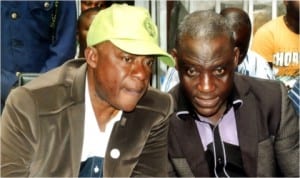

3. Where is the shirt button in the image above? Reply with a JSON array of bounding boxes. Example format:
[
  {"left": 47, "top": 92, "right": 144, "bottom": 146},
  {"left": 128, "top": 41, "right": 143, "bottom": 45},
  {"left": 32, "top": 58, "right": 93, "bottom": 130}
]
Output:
[
  {"left": 94, "top": 165, "right": 99, "bottom": 173},
  {"left": 12, "top": 39, "right": 23, "bottom": 47},
  {"left": 44, "top": 1, "right": 50, "bottom": 8},
  {"left": 11, "top": 12, "right": 18, "bottom": 19},
  {"left": 110, "top": 148, "right": 120, "bottom": 159}
]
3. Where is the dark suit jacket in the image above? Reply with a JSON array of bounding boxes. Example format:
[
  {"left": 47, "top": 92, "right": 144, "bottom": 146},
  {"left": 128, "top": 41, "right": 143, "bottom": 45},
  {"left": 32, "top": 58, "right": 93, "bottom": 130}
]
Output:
[
  {"left": 1, "top": 59, "right": 174, "bottom": 177},
  {"left": 168, "top": 74, "right": 299, "bottom": 177}
]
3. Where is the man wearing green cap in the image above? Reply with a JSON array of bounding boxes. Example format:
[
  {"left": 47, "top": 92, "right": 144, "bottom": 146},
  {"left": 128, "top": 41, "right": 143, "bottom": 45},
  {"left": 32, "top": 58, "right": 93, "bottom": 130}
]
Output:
[{"left": 1, "top": 4, "right": 174, "bottom": 177}]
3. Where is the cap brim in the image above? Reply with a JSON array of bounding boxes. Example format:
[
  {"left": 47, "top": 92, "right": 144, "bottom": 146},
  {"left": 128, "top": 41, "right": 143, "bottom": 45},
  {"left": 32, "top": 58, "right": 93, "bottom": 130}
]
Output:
[{"left": 110, "top": 39, "right": 175, "bottom": 67}]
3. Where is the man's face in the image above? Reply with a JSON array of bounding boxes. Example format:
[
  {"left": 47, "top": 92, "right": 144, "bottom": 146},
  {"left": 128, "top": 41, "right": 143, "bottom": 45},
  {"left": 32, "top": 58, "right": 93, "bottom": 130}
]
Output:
[
  {"left": 175, "top": 35, "right": 238, "bottom": 120},
  {"left": 81, "top": 0, "right": 106, "bottom": 11},
  {"left": 90, "top": 41, "right": 154, "bottom": 112}
]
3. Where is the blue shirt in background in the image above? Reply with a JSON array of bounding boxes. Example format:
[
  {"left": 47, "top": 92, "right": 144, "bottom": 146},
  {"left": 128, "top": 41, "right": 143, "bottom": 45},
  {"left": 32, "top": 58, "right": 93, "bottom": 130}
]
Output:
[
  {"left": 1, "top": 1, "right": 77, "bottom": 111},
  {"left": 289, "top": 77, "right": 300, "bottom": 115}
]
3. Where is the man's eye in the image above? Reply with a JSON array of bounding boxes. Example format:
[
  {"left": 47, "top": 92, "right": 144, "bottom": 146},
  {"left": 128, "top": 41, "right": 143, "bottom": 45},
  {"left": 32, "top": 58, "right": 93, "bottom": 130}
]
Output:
[
  {"left": 215, "top": 67, "right": 225, "bottom": 76},
  {"left": 186, "top": 67, "right": 198, "bottom": 77},
  {"left": 145, "top": 59, "right": 154, "bottom": 67},
  {"left": 123, "top": 56, "right": 133, "bottom": 63}
]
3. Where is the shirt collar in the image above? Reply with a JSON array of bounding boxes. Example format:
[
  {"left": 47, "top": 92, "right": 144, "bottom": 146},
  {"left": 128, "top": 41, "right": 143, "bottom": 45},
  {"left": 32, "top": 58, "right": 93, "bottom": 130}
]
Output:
[{"left": 176, "top": 98, "right": 243, "bottom": 122}]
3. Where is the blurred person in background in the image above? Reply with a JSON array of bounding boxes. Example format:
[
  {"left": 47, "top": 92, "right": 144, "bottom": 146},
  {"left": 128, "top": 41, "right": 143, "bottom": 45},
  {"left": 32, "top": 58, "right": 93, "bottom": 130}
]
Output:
[
  {"left": 81, "top": 0, "right": 107, "bottom": 11},
  {"left": 1, "top": 1, "right": 77, "bottom": 112},
  {"left": 220, "top": 7, "right": 275, "bottom": 80},
  {"left": 251, "top": 0, "right": 300, "bottom": 89},
  {"left": 77, "top": 7, "right": 101, "bottom": 58},
  {"left": 80, "top": 0, "right": 134, "bottom": 12}
]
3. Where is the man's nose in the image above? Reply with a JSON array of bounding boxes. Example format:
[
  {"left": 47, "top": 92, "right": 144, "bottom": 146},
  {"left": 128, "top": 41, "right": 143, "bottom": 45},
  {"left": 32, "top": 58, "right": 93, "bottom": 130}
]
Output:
[
  {"left": 197, "top": 73, "right": 215, "bottom": 92},
  {"left": 131, "top": 58, "right": 151, "bottom": 81}
]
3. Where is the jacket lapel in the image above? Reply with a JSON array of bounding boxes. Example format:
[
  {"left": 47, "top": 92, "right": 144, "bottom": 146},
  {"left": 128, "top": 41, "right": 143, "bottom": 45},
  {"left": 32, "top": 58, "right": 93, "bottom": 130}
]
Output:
[
  {"left": 170, "top": 86, "right": 210, "bottom": 176},
  {"left": 69, "top": 103, "right": 85, "bottom": 176},
  {"left": 171, "top": 114, "right": 210, "bottom": 176},
  {"left": 68, "top": 62, "right": 86, "bottom": 176},
  {"left": 234, "top": 75, "right": 258, "bottom": 177},
  {"left": 103, "top": 115, "right": 129, "bottom": 177}
]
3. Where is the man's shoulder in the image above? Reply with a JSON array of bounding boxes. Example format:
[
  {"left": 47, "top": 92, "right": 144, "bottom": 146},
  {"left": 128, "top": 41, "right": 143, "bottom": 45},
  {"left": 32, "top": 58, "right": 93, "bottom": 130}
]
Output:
[
  {"left": 234, "top": 74, "right": 283, "bottom": 98},
  {"left": 255, "top": 16, "right": 284, "bottom": 35},
  {"left": 5, "top": 59, "right": 86, "bottom": 116},
  {"left": 13, "top": 59, "right": 86, "bottom": 113},
  {"left": 23, "top": 59, "right": 86, "bottom": 90},
  {"left": 236, "top": 74, "right": 280, "bottom": 86}
]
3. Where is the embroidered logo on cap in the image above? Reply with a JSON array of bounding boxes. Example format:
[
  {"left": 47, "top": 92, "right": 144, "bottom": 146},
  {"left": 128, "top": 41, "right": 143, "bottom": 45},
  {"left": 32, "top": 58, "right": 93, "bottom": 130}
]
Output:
[{"left": 144, "top": 17, "right": 156, "bottom": 38}]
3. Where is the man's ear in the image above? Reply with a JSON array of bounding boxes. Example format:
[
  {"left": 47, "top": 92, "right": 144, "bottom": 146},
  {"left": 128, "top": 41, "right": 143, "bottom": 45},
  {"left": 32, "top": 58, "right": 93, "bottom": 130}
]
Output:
[
  {"left": 233, "top": 46, "right": 240, "bottom": 68},
  {"left": 85, "top": 47, "right": 98, "bottom": 68},
  {"left": 170, "top": 48, "right": 178, "bottom": 70}
]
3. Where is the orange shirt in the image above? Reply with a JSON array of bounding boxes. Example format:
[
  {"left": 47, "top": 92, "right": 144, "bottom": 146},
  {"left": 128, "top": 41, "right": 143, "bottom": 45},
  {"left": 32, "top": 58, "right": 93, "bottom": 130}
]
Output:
[{"left": 252, "top": 16, "right": 300, "bottom": 80}]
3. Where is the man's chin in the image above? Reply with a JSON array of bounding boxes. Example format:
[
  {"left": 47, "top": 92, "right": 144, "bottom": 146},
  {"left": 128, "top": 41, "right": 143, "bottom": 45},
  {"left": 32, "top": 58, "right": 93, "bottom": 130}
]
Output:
[
  {"left": 122, "top": 104, "right": 137, "bottom": 112},
  {"left": 196, "top": 108, "right": 217, "bottom": 118},
  {"left": 120, "top": 90, "right": 146, "bottom": 111},
  {"left": 119, "top": 99, "right": 140, "bottom": 112}
]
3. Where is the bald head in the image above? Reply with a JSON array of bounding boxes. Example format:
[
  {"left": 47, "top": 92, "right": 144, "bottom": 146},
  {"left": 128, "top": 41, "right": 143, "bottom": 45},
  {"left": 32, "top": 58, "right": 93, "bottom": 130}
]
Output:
[
  {"left": 284, "top": 0, "right": 300, "bottom": 34},
  {"left": 220, "top": 8, "right": 251, "bottom": 33},
  {"left": 175, "top": 10, "right": 234, "bottom": 50},
  {"left": 220, "top": 8, "right": 251, "bottom": 64}
]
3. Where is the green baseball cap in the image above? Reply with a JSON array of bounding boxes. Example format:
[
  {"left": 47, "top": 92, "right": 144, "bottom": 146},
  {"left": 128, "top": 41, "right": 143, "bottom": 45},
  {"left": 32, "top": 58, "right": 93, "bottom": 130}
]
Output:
[{"left": 87, "top": 3, "right": 174, "bottom": 67}]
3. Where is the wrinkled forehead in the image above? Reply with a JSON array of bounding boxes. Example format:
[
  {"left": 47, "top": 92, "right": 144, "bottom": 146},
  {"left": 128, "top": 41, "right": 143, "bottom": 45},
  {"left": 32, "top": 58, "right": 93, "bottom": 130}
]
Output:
[
  {"left": 178, "top": 33, "right": 234, "bottom": 52},
  {"left": 177, "top": 35, "right": 236, "bottom": 65}
]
